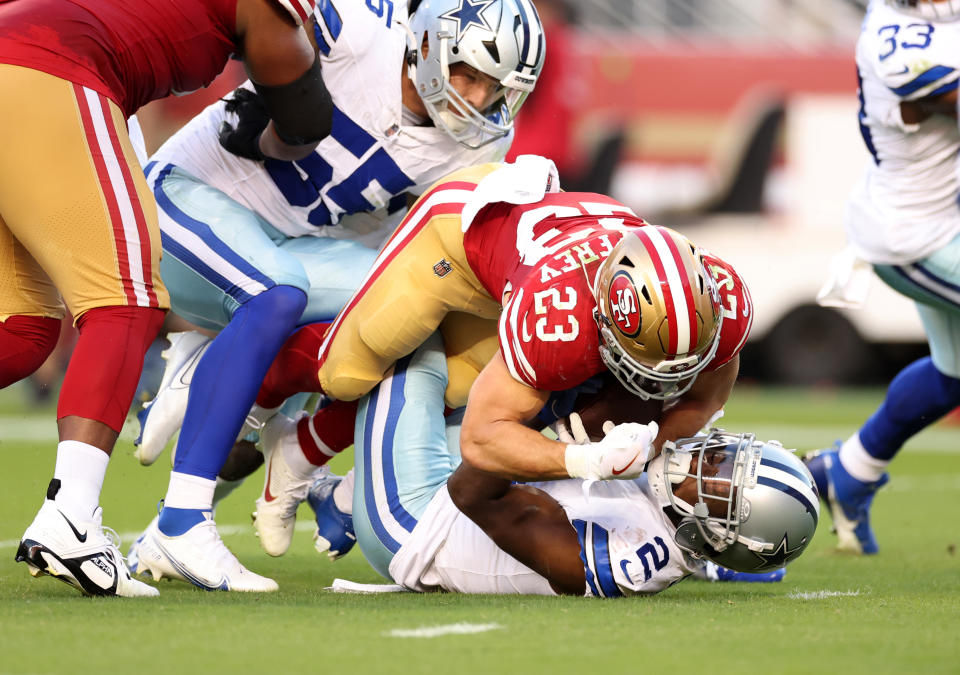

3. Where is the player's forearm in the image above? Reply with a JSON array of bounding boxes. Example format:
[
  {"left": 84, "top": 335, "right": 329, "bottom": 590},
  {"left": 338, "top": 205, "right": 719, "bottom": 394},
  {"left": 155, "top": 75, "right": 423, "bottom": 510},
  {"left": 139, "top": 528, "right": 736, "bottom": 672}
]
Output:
[{"left": 460, "top": 418, "right": 569, "bottom": 480}]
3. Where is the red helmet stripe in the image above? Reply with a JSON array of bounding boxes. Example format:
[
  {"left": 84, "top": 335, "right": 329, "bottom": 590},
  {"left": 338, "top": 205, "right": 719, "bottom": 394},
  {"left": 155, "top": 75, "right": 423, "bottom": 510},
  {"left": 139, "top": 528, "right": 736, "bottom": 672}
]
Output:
[
  {"left": 633, "top": 228, "right": 679, "bottom": 354},
  {"left": 658, "top": 227, "right": 699, "bottom": 351}
]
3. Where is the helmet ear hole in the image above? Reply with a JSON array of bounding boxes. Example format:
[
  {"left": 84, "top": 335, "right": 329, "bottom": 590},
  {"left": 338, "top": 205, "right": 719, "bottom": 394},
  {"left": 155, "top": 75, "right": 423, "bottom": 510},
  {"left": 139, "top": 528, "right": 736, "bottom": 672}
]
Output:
[
  {"left": 618, "top": 256, "right": 634, "bottom": 268},
  {"left": 640, "top": 285, "right": 652, "bottom": 305}
]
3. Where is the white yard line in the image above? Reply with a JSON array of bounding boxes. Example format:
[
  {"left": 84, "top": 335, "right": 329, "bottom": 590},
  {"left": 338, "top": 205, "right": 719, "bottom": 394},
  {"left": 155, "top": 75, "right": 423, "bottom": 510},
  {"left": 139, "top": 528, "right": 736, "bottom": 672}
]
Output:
[
  {"left": 788, "top": 590, "right": 862, "bottom": 600},
  {"left": 385, "top": 623, "right": 503, "bottom": 638}
]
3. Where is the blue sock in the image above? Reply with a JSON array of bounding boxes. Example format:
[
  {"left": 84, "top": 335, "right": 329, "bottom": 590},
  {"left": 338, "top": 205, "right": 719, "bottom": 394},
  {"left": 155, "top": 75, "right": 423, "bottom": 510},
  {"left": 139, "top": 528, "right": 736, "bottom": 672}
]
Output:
[
  {"left": 173, "top": 285, "right": 307, "bottom": 480},
  {"left": 860, "top": 357, "right": 960, "bottom": 461},
  {"left": 157, "top": 506, "right": 207, "bottom": 536}
]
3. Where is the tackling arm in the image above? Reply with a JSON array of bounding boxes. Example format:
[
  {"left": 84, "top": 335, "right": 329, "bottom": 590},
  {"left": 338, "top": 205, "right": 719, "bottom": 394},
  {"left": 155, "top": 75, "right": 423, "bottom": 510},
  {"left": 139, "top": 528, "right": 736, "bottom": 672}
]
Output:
[
  {"left": 652, "top": 355, "right": 739, "bottom": 450},
  {"left": 447, "top": 463, "right": 586, "bottom": 596},
  {"left": 459, "top": 352, "right": 566, "bottom": 480}
]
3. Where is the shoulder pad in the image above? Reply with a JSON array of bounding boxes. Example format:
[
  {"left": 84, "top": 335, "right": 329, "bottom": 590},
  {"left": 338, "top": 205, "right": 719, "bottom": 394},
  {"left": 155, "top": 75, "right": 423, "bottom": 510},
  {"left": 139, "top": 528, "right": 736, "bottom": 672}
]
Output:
[{"left": 271, "top": 0, "right": 315, "bottom": 26}]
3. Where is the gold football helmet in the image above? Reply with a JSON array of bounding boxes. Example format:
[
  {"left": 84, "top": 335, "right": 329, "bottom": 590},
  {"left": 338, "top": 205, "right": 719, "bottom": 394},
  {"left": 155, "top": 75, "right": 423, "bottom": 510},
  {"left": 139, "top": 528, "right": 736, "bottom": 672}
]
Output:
[{"left": 593, "top": 226, "right": 722, "bottom": 400}]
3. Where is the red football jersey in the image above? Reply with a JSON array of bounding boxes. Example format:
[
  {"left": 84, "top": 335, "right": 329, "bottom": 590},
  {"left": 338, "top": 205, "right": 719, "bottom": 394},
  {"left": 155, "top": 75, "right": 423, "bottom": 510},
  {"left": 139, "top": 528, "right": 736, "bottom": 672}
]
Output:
[
  {"left": 0, "top": 0, "right": 314, "bottom": 117},
  {"left": 463, "top": 193, "right": 752, "bottom": 390}
]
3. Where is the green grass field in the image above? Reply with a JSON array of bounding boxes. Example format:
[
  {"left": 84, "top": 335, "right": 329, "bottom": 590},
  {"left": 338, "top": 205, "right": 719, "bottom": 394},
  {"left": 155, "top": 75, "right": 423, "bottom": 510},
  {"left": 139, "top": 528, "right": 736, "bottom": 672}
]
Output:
[{"left": 1, "top": 384, "right": 958, "bottom": 674}]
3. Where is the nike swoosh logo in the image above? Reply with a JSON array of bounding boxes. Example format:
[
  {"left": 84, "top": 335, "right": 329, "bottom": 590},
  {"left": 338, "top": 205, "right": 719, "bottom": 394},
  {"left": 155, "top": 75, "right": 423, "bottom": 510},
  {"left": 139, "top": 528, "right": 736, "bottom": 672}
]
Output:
[
  {"left": 58, "top": 510, "right": 87, "bottom": 543},
  {"left": 173, "top": 347, "right": 206, "bottom": 389},
  {"left": 264, "top": 456, "right": 277, "bottom": 502},
  {"left": 611, "top": 451, "right": 644, "bottom": 476}
]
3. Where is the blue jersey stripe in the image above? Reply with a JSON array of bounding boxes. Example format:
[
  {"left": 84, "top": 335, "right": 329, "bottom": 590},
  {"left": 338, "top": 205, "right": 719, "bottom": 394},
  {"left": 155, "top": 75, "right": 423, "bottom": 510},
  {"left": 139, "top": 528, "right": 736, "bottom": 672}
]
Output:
[
  {"left": 857, "top": 68, "right": 880, "bottom": 166},
  {"left": 590, "top": 524, "right": 623, "bottom": 598},
  {"left": 757, "top": 476, "right": 819, "bottom": 526},
  {"left": 928, "top": 78, "right": 959, "bottom": 98},
  {"left": 152, "top": 164, "right": 273, "bottom": 304},
  {"left": 573, "top": 520, "right": 600, "bottom": 596},
  {"left": 312, "top": 17, "right": 331, "bottom": 56},
  {"left": 315, "top": 0, "right": 343, "bottom": 55},
  {"left": 890, "top": 65, "right": 956, "bottom": 97}
]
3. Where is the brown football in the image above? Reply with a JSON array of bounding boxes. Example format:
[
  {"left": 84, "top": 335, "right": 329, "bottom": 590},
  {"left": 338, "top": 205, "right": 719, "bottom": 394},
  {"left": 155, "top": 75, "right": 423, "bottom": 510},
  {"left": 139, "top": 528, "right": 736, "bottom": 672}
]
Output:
[{"left": 574, "top": 374, "right": 664, "bottom": 441}]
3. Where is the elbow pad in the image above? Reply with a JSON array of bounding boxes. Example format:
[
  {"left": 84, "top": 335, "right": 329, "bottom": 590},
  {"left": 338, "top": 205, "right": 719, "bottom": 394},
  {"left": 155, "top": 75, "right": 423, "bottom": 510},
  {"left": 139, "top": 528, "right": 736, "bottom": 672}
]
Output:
[{"left": 253, "top": 55, "right": 333, "bottom": 146}]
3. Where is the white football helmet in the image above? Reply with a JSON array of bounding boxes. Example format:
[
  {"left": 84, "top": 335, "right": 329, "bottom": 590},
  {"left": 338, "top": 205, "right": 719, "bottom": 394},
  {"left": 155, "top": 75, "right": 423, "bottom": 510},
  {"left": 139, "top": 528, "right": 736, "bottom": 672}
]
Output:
[
  {"left": 647, "top": 430, "right": 820, "bottom": 573},
  {"left": 886, "top": 0, "right": 960, "bottom": 21},
  {"left": 407, "top": 0, "right": 545, "bottom": 147}
]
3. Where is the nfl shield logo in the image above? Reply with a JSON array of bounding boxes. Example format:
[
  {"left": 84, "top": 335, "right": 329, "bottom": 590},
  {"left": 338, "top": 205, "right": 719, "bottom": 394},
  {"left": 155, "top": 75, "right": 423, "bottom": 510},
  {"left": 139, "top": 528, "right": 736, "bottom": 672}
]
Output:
[{"left": 433, "top": 259, "right": 454, "bottom": 278}]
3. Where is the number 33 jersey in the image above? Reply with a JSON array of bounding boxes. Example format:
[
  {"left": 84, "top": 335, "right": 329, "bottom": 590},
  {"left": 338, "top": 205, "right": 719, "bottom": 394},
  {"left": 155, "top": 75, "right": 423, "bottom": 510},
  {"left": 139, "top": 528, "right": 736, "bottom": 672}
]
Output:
[
  {"left": 847, "top": 0, "right": 960, "bottom": 264},
  {"left": 150, "top": 0, "right": 510, "bottom": 246},
  {"left": 462, "top": 191, "right": 752, "bottom": 391}
]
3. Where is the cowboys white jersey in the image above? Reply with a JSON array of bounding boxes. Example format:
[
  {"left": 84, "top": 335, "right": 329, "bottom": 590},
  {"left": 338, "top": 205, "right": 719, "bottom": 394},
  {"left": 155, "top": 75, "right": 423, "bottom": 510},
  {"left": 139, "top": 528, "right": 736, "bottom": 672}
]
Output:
[
  {"left": 846, "top": 0, "right": 960, "bottom": 264},
  {"left": 149, "top": 0, "right": 510, "bottom": 246},
  {"left": 389, "top": 477, "right": 696, "bottom": 597}
]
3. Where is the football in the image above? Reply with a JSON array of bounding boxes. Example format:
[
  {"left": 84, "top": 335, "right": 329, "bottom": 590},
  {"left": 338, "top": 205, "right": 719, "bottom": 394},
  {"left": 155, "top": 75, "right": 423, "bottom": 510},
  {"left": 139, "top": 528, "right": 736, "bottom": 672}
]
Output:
[{"left": 573, "top": 373, "right": 664, "bottom": 441}]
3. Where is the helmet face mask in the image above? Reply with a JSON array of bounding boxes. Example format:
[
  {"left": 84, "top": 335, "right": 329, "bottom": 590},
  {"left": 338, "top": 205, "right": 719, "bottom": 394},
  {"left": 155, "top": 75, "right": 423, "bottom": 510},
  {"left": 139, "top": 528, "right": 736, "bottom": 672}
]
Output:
[
  {"left": 886, "top": 0, "right": 960, "bottom": 21},
  {"left": 406, "top": 0, "right": 545, "bottom": 148},
  {"left": 647, "top": 430, "right": 820, "bottom": 573},
  {"left": 593, "top": 227, "right": 723, "bottom": 401}
]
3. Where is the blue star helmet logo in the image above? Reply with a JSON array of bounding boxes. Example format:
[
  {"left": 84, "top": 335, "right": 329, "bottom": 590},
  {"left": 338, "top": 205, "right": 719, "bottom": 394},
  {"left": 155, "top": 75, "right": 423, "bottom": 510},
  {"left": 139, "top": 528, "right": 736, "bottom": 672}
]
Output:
[{"left": 439, "top": 0, "right": 496, "bottom": 44}]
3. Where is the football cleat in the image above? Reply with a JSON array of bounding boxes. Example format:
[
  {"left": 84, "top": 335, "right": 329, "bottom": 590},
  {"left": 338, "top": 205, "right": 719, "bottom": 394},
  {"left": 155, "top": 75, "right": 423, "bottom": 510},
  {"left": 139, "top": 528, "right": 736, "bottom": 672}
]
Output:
[
  {"left": 253, "top": 412, "right": 318, "bottom": 556},
  {"left": 695, "top": 560, "right": 786, "bottom": 583},
  {"left": 134, "top": 331, "right": 211, "bottom": 466},
  {"left": 16, "top": 498, "right": 158, "bottom": 597},
  {"left": 132, "top": 512, "right": 278, "bottom": 592},
  {"left": 307, "top": 472, "right": 356, "bottom": 561},
  {"left": 803, "top": 444, "right": 889, "bottom": 555},
  {"left": 125, "top": 515, "right": 158, "bottom": 577}
]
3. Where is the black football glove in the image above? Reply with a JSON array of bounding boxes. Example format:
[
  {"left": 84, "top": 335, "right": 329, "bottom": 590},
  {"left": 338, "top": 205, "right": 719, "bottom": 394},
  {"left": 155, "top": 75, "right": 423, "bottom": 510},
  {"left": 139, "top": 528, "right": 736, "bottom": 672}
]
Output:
[{"left": 218, "top": 88, "right": 270, "bottom": 161}]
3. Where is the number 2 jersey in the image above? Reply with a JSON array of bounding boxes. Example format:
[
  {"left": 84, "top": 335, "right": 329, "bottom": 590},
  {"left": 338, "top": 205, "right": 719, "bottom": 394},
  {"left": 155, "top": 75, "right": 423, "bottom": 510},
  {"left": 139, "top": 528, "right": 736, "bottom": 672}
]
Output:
[
  {"left": 0, "top": 0, "right": 315, "bottom": 118},
  {"left": 150, "top": 0, "right": 510, "bottom": 247},
  {"left": 388, "top": 476, "right": 696, "bottom": 597},
  {"left": 459, "top": 186, "right": 752, "bottom": 392},
  {"left": 847, "top": 0, "right": 960, "bottom": 264}
]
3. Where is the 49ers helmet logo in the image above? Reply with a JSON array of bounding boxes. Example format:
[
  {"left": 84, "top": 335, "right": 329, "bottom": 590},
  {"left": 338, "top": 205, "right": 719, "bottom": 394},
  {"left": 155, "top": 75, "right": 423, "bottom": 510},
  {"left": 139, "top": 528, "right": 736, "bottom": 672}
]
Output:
[{"left": 608, "top": 271, "right": 641, "bottom": 337}]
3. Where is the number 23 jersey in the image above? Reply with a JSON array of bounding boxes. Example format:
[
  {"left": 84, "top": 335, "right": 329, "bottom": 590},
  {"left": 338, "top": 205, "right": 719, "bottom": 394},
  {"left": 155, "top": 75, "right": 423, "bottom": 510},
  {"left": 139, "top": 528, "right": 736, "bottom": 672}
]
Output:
[{"left": 462, "top": 192, "right": 753, "bottom": 391}]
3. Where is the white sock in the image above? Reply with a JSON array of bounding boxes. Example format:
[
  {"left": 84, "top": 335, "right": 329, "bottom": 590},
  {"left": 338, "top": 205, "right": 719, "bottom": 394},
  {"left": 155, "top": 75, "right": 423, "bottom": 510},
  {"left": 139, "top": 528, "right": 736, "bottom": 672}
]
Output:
[
  {"left": 163, "top": 471, "right": 216, "bottom": 510},
  {"left": 838, "top": 433, "right": 889, "bottom": 483},
  {"left": 281, "top": 417, "right": 324, "bottom": 478},
  {"left": 332, "top": 468, "right": 354, "bottom": 515},
  {"left": 52, "top": 440, "right": 109, "bottom": 519}
]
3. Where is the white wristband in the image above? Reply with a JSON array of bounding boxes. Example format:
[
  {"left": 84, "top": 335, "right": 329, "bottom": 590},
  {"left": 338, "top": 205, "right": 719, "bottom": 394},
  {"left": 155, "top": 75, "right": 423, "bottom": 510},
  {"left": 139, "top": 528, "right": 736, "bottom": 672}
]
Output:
[{"left": 564, "top": 444, "right": 595, "bottom": 480}]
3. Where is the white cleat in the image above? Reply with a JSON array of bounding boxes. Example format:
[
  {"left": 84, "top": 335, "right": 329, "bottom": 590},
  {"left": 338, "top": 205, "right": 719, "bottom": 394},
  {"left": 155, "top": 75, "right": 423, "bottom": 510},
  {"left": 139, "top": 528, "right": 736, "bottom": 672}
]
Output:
[
  {"left": 16, "top": 498, "right": 158, "bottom": 598},
  {"left": 134, "top": 331, "right": 211, "bottom": 466},
  {"left": 133, "top": 513, "right": 278, "bottom": 592},
  {"left": 125, "top": 514, "right": 158, "bottom": 576},
  {"left": 253, "top": 412, "right": 319, "bottom": 557}
]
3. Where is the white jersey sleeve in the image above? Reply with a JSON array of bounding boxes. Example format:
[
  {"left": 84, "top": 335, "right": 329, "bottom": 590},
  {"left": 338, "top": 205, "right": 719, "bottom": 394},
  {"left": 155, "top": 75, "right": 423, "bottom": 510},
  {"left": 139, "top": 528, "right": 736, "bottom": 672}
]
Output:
[
  {"left": 845, "top": 0, "right": 960, "bottom": 264},
  {"left": 149, "top": 0, "right": 511, "bottom": 248}
]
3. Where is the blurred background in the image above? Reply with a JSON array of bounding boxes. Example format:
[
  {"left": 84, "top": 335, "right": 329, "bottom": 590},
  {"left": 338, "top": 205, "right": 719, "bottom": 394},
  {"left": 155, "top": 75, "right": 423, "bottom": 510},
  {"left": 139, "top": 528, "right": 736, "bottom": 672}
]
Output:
[{"left": 22, "top": 0, "right": 932, "bottom": 405}]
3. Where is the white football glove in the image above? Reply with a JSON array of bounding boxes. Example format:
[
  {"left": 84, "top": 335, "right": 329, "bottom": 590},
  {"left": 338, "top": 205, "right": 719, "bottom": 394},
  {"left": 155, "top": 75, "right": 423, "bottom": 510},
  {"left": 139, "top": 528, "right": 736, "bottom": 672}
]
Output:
[
  {"left": 551, "top": 412, "right": 590, "bottom": 444},
  {"left": 564, "top": 421, "right": 659, "bottom": 481}
]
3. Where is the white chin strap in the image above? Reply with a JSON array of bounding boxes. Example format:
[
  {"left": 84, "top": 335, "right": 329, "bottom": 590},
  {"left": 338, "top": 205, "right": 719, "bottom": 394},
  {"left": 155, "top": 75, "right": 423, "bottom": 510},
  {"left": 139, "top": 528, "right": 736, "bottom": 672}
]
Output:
[{"left": 647, "top": 448, "right": 693, "bottom": 509}]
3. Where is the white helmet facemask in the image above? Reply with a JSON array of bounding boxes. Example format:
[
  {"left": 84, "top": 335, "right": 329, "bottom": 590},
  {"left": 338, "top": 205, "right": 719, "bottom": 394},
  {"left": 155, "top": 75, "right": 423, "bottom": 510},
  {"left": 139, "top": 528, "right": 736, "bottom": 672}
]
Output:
[{"left": 405, "top": 0, "right": 545, "bottom": 148}]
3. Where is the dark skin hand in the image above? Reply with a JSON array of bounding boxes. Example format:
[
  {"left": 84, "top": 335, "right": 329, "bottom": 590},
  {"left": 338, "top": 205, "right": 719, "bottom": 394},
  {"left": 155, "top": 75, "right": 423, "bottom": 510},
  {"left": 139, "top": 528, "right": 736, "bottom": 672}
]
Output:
[
  {"left": 447, "top": 462, "right": 586, "bottom": 595},
  {"left": 900, "top": 88, "right": 958, "bottom": 125}
]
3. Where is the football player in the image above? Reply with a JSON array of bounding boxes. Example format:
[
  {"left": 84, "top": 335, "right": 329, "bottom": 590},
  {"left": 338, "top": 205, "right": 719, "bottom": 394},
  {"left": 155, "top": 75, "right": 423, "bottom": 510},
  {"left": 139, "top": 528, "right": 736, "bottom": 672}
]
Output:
[
  {"left": 806, "top": 0, "right": 960, "bottom": 555},
  {"left": 202, "top": 156, "right": 754, "bottom": 562},
  {"left": 127, "top": 0, "right": 545, "bottom": 591},
  {"left": 0, "top": 0, "right": 338, "bottom": 597},
  {"left": 319, "top": 334, "right": 816, "bottom": 596}
]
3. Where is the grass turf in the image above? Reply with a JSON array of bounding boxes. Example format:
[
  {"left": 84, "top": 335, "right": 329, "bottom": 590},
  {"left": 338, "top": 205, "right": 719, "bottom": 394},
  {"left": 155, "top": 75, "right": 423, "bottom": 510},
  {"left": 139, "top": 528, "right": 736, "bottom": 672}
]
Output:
[{"left": 0, "top": 384, "right": 958, "bottom": 674}]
